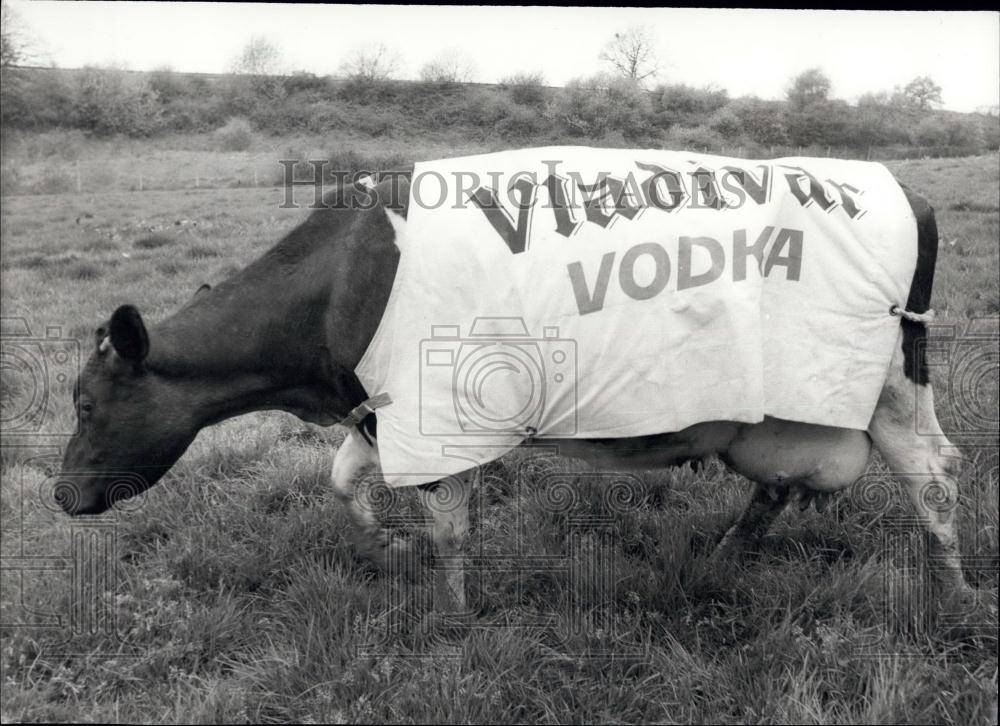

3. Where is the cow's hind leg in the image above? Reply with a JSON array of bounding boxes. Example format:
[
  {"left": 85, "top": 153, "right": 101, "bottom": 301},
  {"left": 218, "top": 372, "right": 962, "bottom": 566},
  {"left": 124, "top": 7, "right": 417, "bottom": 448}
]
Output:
[
  {"left": 331, "top": 428, "right": 408, "bottom": 571},
  {"left": 714, "top": 482, "right": 791, "bottom": 561},
  {"left": 715, "top": 418, "right": 872, "bottom": 560},
  {"left": 868, "top": 342, "right": 975, "bottom": 609}
]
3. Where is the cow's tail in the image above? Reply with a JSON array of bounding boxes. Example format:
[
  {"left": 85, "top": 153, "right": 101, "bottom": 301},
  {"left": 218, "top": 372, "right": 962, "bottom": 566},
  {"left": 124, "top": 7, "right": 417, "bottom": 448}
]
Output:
[{"left": 898, "top": 182, "right": 938, "bottom": 385}]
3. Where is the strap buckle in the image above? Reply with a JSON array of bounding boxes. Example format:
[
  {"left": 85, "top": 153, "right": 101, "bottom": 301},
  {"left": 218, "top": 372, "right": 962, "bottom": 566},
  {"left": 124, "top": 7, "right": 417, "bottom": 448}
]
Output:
[{"left": 338, "top": 392, "right": 392, "bottom": 429}]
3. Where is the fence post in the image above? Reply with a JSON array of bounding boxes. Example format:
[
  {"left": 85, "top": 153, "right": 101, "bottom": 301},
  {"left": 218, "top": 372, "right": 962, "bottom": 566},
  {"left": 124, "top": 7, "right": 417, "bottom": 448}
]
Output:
[
  {"left": 75, "top": 161, "right": 81, "bottom": 194},
  {"left": 138, "top": 171, "right": 143, "bottom": 192},
  {"left": 195, "top": 173, "right": 199, "bottom": 189},
  {"left": 254, "top": 167, "right": 259, "bottom": 187}
]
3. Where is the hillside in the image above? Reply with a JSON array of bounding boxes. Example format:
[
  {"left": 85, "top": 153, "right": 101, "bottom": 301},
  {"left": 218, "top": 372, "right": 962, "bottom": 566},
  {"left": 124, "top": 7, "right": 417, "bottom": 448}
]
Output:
[{"left": 2, "top": 64, "right": 997, "bottom": 172}]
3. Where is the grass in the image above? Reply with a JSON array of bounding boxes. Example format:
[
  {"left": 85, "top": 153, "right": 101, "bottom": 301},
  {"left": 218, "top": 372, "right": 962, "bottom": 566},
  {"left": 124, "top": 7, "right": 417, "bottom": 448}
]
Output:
[
  {"left": 0, "top": 129, "right": 492, "bottom": 197},
  {"left": 1, "top": 144, "right": 997, "bottom": 724}
]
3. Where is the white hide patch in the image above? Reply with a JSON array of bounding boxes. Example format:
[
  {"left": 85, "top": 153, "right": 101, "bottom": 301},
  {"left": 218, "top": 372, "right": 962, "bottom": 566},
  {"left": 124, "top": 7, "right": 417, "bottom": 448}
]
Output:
[{"left": 383, "top": 206, "right": 408, "bottom": 250}]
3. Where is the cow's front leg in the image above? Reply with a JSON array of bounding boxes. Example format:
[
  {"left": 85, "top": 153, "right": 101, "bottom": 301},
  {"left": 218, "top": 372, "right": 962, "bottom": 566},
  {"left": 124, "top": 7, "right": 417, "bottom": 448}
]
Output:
[
  {"left": 331, "top": 428, "right": 408, "bottom": 570},
  {"left": 417, "top": 471, "right": 473, "bottom": 615}
]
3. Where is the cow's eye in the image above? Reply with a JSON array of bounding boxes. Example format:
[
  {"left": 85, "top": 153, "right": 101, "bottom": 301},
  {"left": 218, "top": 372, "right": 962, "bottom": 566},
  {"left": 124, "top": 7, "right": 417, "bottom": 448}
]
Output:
[{"left": 80, "top": 402, "right": 94, "bottom": 418}]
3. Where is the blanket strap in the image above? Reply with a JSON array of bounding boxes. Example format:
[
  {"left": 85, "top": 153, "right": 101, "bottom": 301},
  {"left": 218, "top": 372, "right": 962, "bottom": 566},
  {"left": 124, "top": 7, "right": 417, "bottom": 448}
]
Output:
[
  {"left": 338, "top": 392, "right": 393, "bottom": 431},
  {"left": 890, "top": 305, "right": 936, "bottom": 325}
]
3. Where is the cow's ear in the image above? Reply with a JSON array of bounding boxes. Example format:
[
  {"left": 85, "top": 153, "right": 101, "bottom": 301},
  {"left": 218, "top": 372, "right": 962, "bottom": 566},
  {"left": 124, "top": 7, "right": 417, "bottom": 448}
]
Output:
[
  {"left": 94, "top": 322, "right": 109, "bottom": 351},
  {"left": 108, "top": 305, "right": 149, "bottom": 363}
]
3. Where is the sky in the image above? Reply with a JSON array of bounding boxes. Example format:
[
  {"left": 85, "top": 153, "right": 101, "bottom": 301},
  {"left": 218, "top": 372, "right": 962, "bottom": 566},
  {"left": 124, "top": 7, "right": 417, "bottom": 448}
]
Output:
[{"left": 8, "top": 3, "right": 1000, "bottom": 113}]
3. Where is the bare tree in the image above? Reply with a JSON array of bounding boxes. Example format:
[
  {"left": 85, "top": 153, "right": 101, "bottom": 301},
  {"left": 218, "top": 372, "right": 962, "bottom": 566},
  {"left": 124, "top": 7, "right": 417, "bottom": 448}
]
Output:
[
  {"left": 419, "top": 49, "right": 476, "bottom": 84},
  {"left": 227, "top": 36, "right": 284, "bottom": 105},
  {"left": 339, "top": 42, "right": 400, "bottom": 83},
  {"left": 231, "top": 35, "right": 283, "bottom": 77},
  {"left": 1, "top": 0, "right": 41, "bottom": 69},
  {"left": 1, "top": 0, "right": 44, "bottom": 124},
  {"left": 1, "top": 0, "right": 20, "bottom": 70},
  {"left": 599, "top": 26, "right": 659, "bottom": 86}
]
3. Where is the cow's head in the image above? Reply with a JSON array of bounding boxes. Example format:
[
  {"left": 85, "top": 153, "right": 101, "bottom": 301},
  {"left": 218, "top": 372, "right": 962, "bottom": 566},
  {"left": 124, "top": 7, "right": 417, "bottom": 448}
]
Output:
[{"left": 56, "top": 304, "right": 198, "bottom": 515}]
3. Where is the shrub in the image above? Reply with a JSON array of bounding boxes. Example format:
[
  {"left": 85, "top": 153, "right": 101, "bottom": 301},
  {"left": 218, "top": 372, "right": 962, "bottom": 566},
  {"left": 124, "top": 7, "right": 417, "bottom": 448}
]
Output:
[
  {"left": 652, "top": 84, "right": 729, "bottom": 129},
  {"left": 222, "top": 73, "right": 286, "bottom": 118},
  {"left": 337, "top": 76, "right": 397, "bottom": 105},
  {"left": 304, "top": 101, "right": 351, "bottom": 134},
  {"left": 664, "top": 125, "right": 727, "bottom": 152},
  {"left": 708, "top": 106, "right": 741, "bottom": 138},
  {"left": 1, "top": 68, "right": 77, "bottom": 129},
  {"left": 554, "top": 74, "right": 652, "bottom": 141},
  {"left": 461, "top": 90, "right": 519, "bottom": 127},
  {"left": 161, "top": 95, "right": 230, "bottom": 133},
  {"left": 148, "top": 68, "right": 191, "bottom": 103},
  {"left": 454, "top": 91, "right": 545, "bottom": 140},
  {"left": 500, "top": 72, "right": 548, "bottom": 109},
  {"left": 495, "top": 105, "right": 544, "bottom": 141},
  {"left": 555, "top": 81, "right": 608, "bottom": 137},
  {"left": 246, "top": 102, "right": 312, "bottom": 134},
  {"left": 709, "top": 98, "right": 787, "bottom": 147},
  {"left": 72, "top": 67, "right": 161, "bottom": 137},
  {"left": 849, "top": 94, "right": 914, "bottom": 148},
  {"left": 979, "top": 114, "right": 1000, "bottom": 150},
  {"left": 784, "top": 99, "right": 853, "bottom": 147},
  {"left": 214, "top": 118, "right": 255, "bottom": 152},
  {"left": 283, "top": 72, "right": 332, "bottom": 98},
  {"left": 913, "top": 114, "right": 984, "bottom": 148}
]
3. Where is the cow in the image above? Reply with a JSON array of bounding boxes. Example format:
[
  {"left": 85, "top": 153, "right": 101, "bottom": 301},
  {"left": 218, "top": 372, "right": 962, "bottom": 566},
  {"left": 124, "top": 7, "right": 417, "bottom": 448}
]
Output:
[{"left": 56, "top": 161, "right": 977, "bottom": 617}]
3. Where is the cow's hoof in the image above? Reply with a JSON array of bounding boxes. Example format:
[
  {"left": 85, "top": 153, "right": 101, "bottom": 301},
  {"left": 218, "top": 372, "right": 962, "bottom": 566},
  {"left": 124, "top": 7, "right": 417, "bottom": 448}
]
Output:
[{"left": 709, "top": 531, "right": 758, "bottom": 564}]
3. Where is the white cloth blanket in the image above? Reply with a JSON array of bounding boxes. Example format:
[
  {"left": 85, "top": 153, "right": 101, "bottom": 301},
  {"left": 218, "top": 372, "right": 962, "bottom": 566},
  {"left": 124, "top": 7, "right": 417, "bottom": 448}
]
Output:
[{"left": 356, "top": 147, "right": 918, "bottom": 487}]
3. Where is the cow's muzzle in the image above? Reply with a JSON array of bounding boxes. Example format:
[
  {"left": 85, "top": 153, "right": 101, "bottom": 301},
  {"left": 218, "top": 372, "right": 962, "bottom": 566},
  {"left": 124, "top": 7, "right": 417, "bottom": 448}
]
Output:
[{"left": 54, "top": 473, "right": 148, "bottom": 516}]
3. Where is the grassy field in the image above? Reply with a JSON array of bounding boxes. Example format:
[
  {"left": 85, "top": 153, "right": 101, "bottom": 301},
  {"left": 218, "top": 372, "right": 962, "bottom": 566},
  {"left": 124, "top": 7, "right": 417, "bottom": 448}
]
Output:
[{"left": 1, "top": 145, "right": 997, "bottom": 723}]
